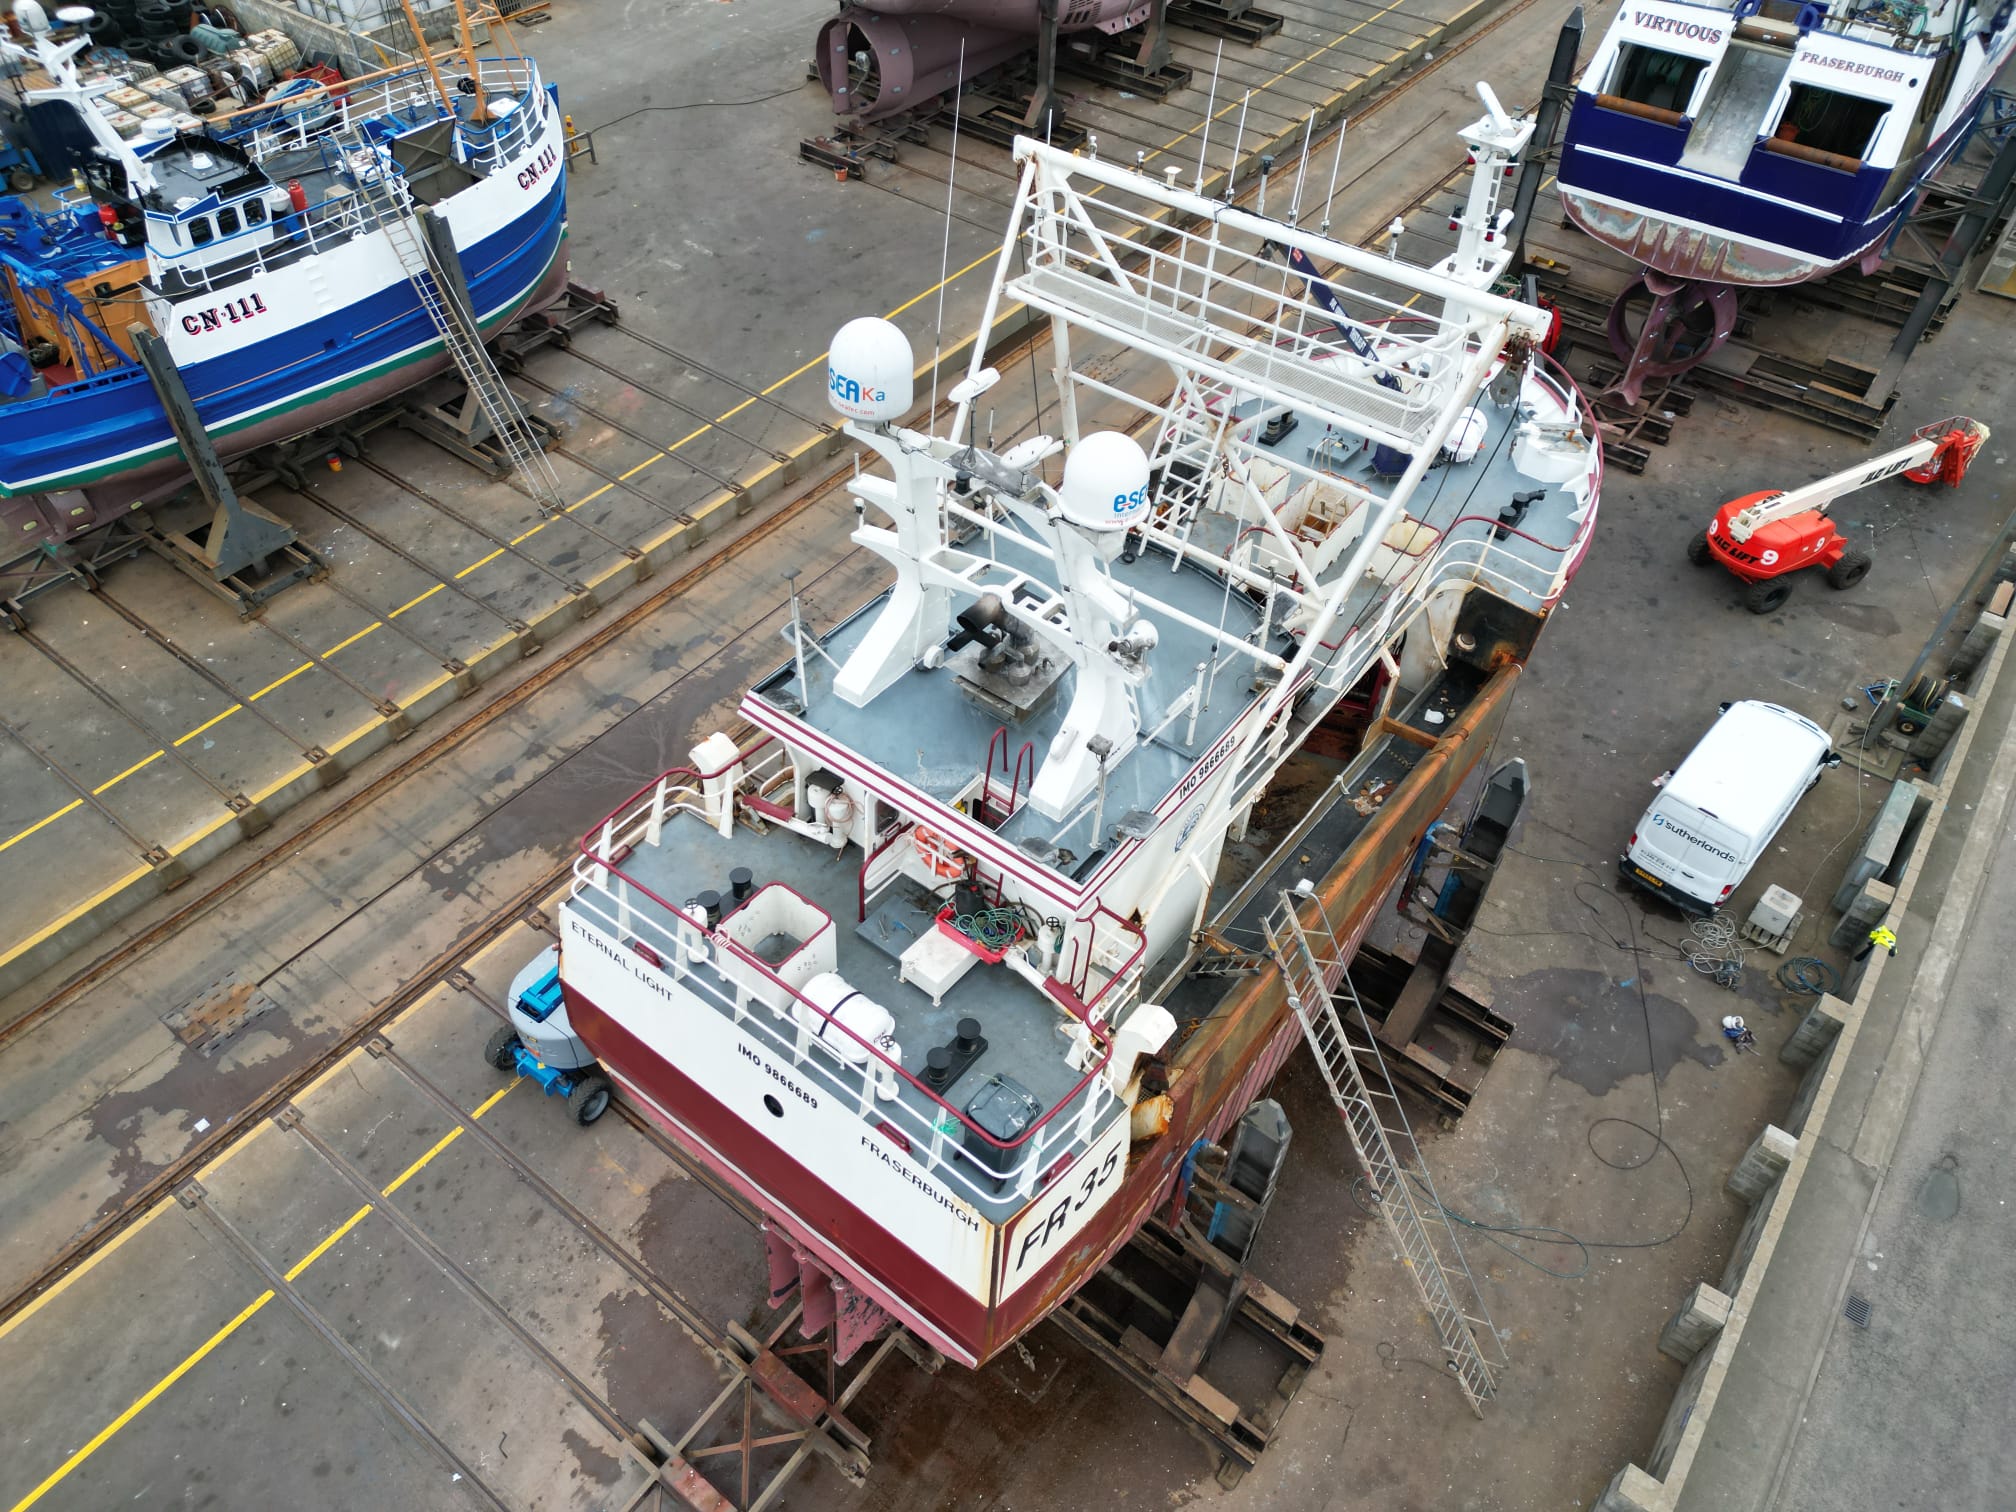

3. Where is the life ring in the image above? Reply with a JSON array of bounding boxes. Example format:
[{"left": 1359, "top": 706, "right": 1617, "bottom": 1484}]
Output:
[{"left": 913, "top": 825, "right": 965, "bottom": 880}]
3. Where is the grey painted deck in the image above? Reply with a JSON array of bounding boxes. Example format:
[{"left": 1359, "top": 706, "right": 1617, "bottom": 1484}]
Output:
[{"left": 598, "top": 806, "right": 1112, "bottom": 1219}]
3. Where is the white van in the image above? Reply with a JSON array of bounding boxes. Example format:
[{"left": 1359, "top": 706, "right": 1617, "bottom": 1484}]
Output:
[{"left": 1620, "top": 700, "right": 1840, "bottom": 915}]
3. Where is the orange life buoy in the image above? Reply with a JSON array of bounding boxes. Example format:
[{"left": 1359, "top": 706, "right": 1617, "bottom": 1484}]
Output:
[{"left": 912, "top": 824, "right": 965, "bottom": 880}]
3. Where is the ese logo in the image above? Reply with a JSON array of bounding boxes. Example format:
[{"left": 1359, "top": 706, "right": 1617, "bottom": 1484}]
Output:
[{"left": 1110, "top": 486, "right": 1147, "bottom": 514}]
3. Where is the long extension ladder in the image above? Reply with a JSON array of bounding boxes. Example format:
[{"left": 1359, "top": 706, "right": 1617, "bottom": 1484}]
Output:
[
  {"left": 339, "top": 133, "right": 568, "bottom": 514},
  {"left": 1261, "top": 889, "right": 1506, "bottom": 1416}
]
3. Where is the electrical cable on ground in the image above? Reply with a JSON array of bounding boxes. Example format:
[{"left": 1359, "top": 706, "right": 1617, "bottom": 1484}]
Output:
[
  {"left": 1334, "top": 732, "right": 1695, "bottom": 1281},
  {"left": 1776, "top": 955, "right": 1839, "bottom": 996},
  {"left": 586, "top": 83, "right": 809, "bottom": 136}
]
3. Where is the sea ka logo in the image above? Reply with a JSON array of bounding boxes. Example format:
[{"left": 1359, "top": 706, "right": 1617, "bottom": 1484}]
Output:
[{"left": 830, "top": 370, "right": 883, "bottom": 407}]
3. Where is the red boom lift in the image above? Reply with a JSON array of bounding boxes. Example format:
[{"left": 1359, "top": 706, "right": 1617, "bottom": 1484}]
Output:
[{"left": 1690, "top": 417, "right": 1991, "bottom": 613}]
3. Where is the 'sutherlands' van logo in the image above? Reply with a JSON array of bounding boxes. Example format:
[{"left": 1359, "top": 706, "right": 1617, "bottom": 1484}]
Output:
[{"left": 1651, "top": 812, "right": 1737, "bottom": 864}]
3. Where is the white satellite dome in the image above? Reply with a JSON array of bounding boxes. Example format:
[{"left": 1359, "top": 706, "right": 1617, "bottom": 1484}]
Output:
[
  {"left": 14, "top": 1, "right": 50, "bottom": 34},
  {"left": 826, "top": 317, "right": 913, "bottom": 423},
  {"left": 1057, "top": 431, "right": 1151, "bottom": 533}
]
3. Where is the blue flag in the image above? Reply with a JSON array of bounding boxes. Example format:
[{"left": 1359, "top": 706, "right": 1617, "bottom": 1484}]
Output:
[{"left": 1286, "top": 245, "right": 1376, "bottom": 363}]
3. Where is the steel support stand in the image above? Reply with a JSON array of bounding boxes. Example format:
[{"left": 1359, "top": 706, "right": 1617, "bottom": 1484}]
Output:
[
  {"left": 129, "top": 324, "right": 321, "bottom": 613},
  {"left": 1509, "top": 6, "right": 1582, "bottom": 269},
  {"left": 1024, "top": 0, "right": 1062, "bottom": 136},
  {"left": 1877, "top": 121, "right": 2016, "bottom": 390}
]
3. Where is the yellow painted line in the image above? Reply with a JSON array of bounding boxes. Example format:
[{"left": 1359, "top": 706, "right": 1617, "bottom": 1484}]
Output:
[
  {"left": 5, "top": 1288, "right": 283, "bottom": 1512},
  {"left": 284, "top": 1204, "right": 375, "bottom": 1279},
  {"left": 0, "top": 799, "right": 83, "bottom": 856},
  {"left": 0, "top": 861, "right": 152, "bottom": 974},
  {"left": 245, "top": 660, "right": 320, "bottom": 702},
  {"left": 2, "top": 1077, "right": 521, "bottom": 1512},
  {"left": 455, "top": 548, "right": 507, "bottom": 581},
  {"left": 387, "top": 582, "right": 449, "bottom": 619},
  {"left": 89, "top": 750, "right": 163, "bottom": 793},
  {"left": 172, "top": 706, "right": 244, "bottom": 746},
  {"left": 0, "top": 1201, "right": 170, "bottom": 1345}
]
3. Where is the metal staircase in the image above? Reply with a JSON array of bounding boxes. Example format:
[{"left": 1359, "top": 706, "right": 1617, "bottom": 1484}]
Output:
[
  {"left": 1261, "top": 889, "right": 1505, "bottom": 1416},
  {"left": 1147, "top": 372, "right": 1238, "bottom": 544},
  {"left": 340, "top": 134, "right": 568, "bottom": 513}
]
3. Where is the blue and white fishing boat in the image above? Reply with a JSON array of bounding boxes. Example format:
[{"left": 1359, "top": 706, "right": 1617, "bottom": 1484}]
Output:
[
  {"left": 1553, "top": 0, "right": 2016, "bottom": 393},
  {"left": 0, "top": 2, "right": 568, "bottom": 518}
]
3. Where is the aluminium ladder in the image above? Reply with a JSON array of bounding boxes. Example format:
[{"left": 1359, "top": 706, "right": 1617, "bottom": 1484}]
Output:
[
  {"left": 1261, "top": 889, "right": 1505, "bottom": 1416},
  {"left": 338, "top": 132, "right": 569, "bottom": 514}
]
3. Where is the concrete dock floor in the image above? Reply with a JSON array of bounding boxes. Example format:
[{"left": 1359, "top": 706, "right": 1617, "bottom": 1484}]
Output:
[{"left": 4, "top": 1, "right": 2016, "bottom": 1510}]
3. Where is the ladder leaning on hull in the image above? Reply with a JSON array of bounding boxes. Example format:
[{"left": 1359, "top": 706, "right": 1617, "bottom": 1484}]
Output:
[
  {"left": 338, "top": 132, "right": 569, "bottom": 514},
  {"left": 1261, "top": 889, "right": 1506, "bottom": 1416}
]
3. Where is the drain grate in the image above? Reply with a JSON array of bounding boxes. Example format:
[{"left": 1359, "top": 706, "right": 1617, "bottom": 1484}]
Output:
[
  {"left": 162, "top": 974, "right": 279, "bottom": 1057},
  {"left": 1843, "top": 1293, "right": 1875, "bottom": 1329}
]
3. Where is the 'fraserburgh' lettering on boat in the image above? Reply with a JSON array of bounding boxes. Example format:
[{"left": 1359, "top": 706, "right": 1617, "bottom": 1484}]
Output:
[
  {"left": 178, "top": 293, "right": 269, "bottom": 335},
  {"left": 517, "top": 143, "right": 560, "bottom": 191},
  {"left": 1805, "top": 51, "right": 1909, "bottom": 84}
]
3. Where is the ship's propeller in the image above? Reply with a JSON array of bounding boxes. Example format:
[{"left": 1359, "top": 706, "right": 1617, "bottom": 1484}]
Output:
[{"left": 1602, "top": 271, "right": 1738, "bottom": 408}]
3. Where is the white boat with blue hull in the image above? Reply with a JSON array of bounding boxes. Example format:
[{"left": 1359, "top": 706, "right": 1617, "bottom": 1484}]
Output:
[
  {"left": 1554, "top": 0, "right": 2016, "bottom": 397},
  {"left": 0, "top": 5, "right": 568, "bottom": 550}
]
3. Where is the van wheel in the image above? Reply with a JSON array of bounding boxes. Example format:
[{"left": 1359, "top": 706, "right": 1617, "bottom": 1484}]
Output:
[
  {"left": 1744, "top": 578, "right": 1794, "bottom": 614},
  {"left": 1827, "top": 548, "right": 1872, "bottom": 590},
  {"left": 1687, "top": 533, "right": 1714, "bottom": 566}
]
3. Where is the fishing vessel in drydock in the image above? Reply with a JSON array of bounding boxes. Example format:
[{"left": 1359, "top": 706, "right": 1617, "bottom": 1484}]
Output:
[
  {"left": 0, "top": 0, "right": 567, "bottom": 541},
  {"left": 512, "top": 93, "right": 1602, "bottom": 1368},
  {"left": 1555, "top": 0, "right": 2016, "bottom": 399}
]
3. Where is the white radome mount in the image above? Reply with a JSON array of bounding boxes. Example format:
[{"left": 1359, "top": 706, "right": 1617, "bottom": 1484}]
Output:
[{"left": 821, "top": 320, "right": 1159, "bottom": 822}]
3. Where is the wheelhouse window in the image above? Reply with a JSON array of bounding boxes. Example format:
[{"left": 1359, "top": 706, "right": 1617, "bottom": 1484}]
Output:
[
  {"left": 1607, "top": 44, "right": 1708, "bottom": 115},
  {"left": 244, "top": 197, "right": 267, "bottom": 226},
  {"left": 188, "top": 216, "right": 213, "bottom": 246},
  {"left": 1769, "top": 84, "right": 1888, "bottom": 163},
  {"left": 216, "top": 205, "right": 239, "bottom": 236}
]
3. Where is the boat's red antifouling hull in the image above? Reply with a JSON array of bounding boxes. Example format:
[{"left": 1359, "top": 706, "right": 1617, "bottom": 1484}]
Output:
[{"left": 565, "top": 664, "right": 1522, "bottom": 1368}]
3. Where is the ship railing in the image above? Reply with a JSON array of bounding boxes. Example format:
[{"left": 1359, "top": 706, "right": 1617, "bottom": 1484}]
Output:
[
  {"left": 157, "top": 82, "right": 551, "bottom": 298},
  {"left": 1011, "top": 175, "right": 1477, "bottom": 452},
  {"left": 1291, "top": 511, "right": 1594, "bottom": 710},
  {"left": 1058, "top": 901, "right": 1149, "bottom": 1020},
  {"left": 565, "top": 867, "right": 1124, "bottom": 1209},
  {"left": 1702, "top": 0, "right": 1944, "bottom": 53},
  {"left": 225, "top": 56, "right": 546, "bottom": 175},
  {"left": 149, "top": 174, "right": 406, "bottom": 294},
  {"left": 573, "top": 763, "right": 1128, "bottom": 1210},
  {"left": 856, "top": 821, "right": 915, "bottom": 922}
]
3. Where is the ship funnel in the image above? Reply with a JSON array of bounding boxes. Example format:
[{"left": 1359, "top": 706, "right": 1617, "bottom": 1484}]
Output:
[
  {"left": 1057, "top": 431, "right": 1150, "bottom": 560},
  {"left": 827, "top": 317, "right": 914, "bottom": 424}
]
